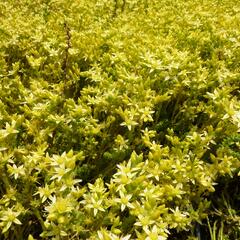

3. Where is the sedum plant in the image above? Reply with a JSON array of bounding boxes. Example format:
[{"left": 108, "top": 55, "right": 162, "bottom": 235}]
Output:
[{"left": 0, "top": 0, "right": 239, "bottom": 239}]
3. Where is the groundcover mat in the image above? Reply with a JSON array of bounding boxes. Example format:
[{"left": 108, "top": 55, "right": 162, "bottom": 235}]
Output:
[{"left": 0, "top": 0, "right": 239, "bottom": 239}]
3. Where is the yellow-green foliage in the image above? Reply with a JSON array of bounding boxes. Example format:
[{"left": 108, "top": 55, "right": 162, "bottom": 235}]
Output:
[{"left": 0, "top": 0, "right": 239, "bottom": 239}]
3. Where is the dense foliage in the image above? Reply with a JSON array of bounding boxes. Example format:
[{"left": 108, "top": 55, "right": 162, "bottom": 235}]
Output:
[{"left": 0, "top": 0, "right": 239, "bottom": 239}]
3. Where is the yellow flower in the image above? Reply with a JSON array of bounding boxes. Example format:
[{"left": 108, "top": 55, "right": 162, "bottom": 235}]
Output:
[
  {"left": 0, "top": 208, "right": 22, "bottom": 233},
  {"left": 115, "top": 190, "right": 134, "bottom": 211}
]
